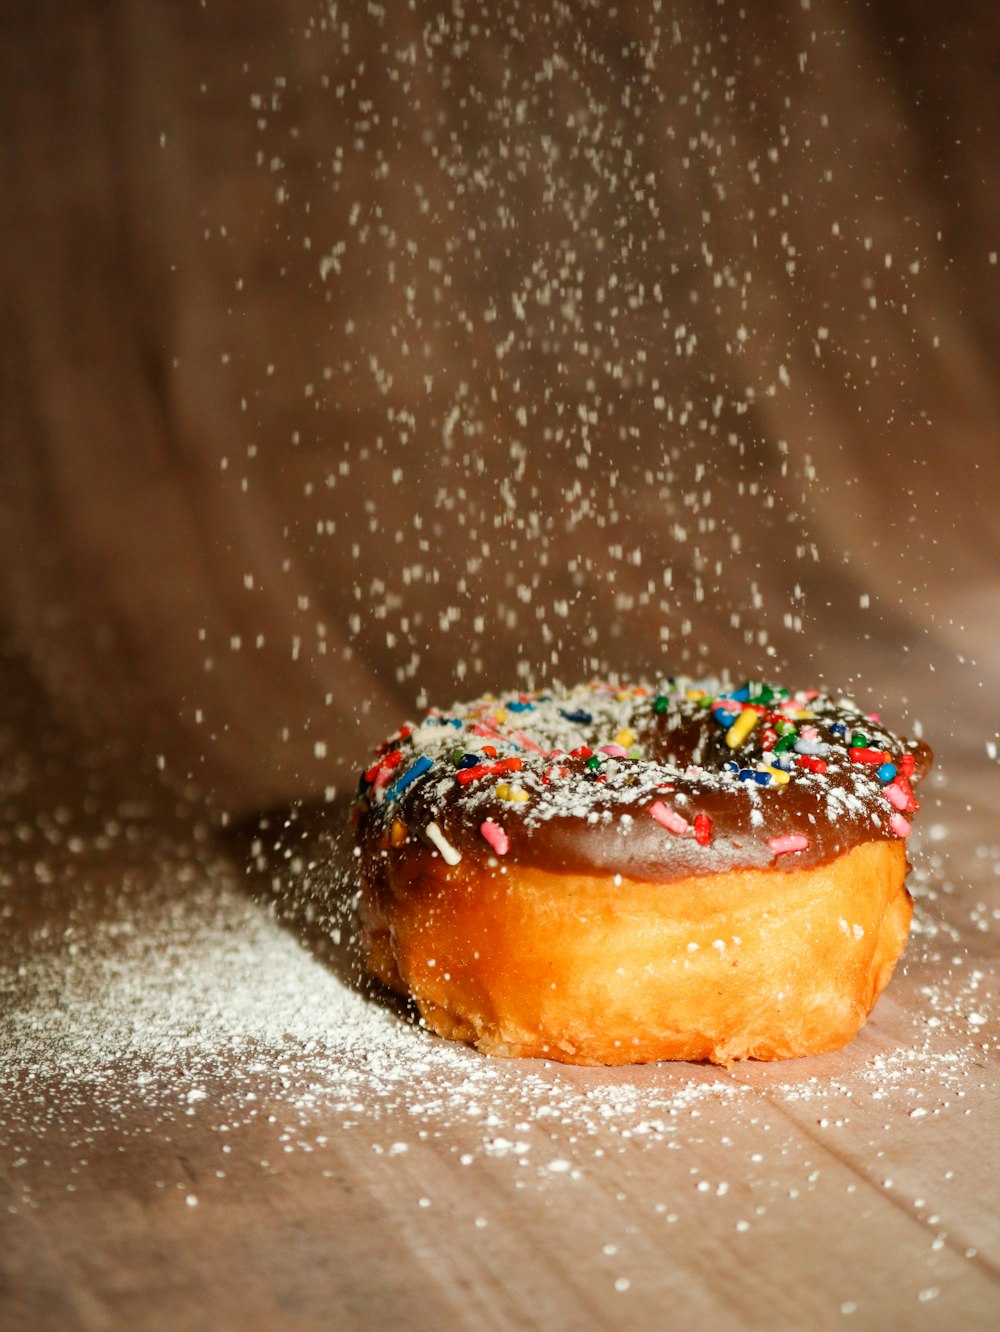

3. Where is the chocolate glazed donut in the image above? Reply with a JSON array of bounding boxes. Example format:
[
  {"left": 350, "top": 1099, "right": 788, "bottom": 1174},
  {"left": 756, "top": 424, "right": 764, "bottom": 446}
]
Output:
[{"left": 354, "top": 680, "right": 931, "bottom": 1065}]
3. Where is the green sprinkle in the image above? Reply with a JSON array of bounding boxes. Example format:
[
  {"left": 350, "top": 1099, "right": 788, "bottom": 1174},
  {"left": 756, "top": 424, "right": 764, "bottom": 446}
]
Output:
[
  {"left": 851, "top": 732, "right": 868, "bottom": 748},
  {"left": 775, "top": 720, "right": 797, "bottom": 736},
  {"left": 585, "top": 755, "right": 602, "bottom": 770},
  {"left": 773, "top": 734, "right": 797, "bottom": 754},
  {"left": 653, "top": 695, "right": 670, "bottom": 714}
]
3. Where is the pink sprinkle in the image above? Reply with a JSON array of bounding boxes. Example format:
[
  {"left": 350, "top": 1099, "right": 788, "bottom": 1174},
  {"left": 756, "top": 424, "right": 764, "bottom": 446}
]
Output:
[
  {"left": 480, "top": 819, "right": 509, "bottom": 855},
  {"left": 889, "top": 813, "right": 912, "bottom": 838},
  {"left": 768, "top": 833, "right": 809, "bottom": 855},
  {"left": 867, "top": 711, "right": 881, "bottom": 723},
  {"left": 799, "top": 724, "right": 819, "bottom": 743},
  {"left": 649, "top": 801, "right": 689, "bottom": 835},
  {"left": 599, "top": 743, "right": 628, "bottom": 757},
  {"left": 884, "top": 781, "right": 909, "bottom": 811}
]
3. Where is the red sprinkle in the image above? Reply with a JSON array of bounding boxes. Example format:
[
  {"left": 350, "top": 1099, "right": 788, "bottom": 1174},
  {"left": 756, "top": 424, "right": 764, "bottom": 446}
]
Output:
[
  {"left": 456, "top": 756, "right": 525, "bottom": 785},
  {"left": 899, "top": 752, "right": 915, "bottom": 778},
  {"left": 694, "top": 813, "right": 712, "bottom": 846},
  {"left": 796, "top": 755, "right": 828, "bottom": 774},
  {"left": 570, "top": 746, "right": 594, "bottom": 759},
  {"left": 365, "top": 749, "right": 403, "bottom": 783},
  {"left": 759, "top": 727, "right": 778, "bottom": 752},
  {"left": 849, "top": 746, "right": 891, "bottom": 765}
]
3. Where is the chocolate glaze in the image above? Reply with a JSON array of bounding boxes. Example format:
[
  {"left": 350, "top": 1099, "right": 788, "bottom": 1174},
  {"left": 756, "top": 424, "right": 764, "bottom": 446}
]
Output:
[{"left": 354, "top": 681, "right": 932, "bottom": 882}]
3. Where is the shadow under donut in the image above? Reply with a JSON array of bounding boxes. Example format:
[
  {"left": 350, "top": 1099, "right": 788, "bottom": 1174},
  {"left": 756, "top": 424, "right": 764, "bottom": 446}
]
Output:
[{"left": 233, "top": 798, "right": 421, "bottom": 1029}]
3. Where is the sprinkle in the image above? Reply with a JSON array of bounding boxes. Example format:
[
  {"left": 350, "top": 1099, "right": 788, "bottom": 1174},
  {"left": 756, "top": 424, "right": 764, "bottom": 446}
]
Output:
[
  {"left": 365, "top": 749, "right": 403, "bottom": 783},
  {"left": 425, "top": 821, "right": 462, "bottom": 865},
  {"left": 458, "top": 752, "right": 481, "bottom": 769},
  {"left": 496, "top": 782, "right": 530, "bottom": 803},
  {"left": 390, "top": 819, "right": 407, "bottom": 847},
  {"left": 382, "top": 755, "right": 433, "bottom": 802},
  {"left": 884, "top": 777, "right": 917, "bottom": 814},
  {"left": 694, "top": 813, "right": 712, "bottom": 846},
  {"left": 772, "top": 733, "right": 797, "bottom": 754},
  {"left": 615, "top": 728, "right": 635, "bottom": 748},
  {"left": 769, "top": 834, "right": 809, "bottom": 855},
  {"left": 876, "top": 762, "right": 897, "bottom": 783},
  {"left": 898, "top": 752, "right": 916, "bottom": 778},
  {"left": 830, "top": 722, "right": 847, "bottom": 737},
  {"left": 725, "top": 709, "right": 759, "bottom": 749},
  {"left": 739, "top": 768, "right": 770, "bottom": 785},
  {"left": 560, "top": 708, "right": 592, "bottom": 724},
  {"left": 456, "top": 757, "right": 522, "bottom": 785},
  {"left": 796, "top": 755, "right": 828, "bottom": 775},
  {"left": 758, "top": 763, "right": 790, "bottom": 786},
  {"left": 599, "top": 744, "right": 628, "bottom": 758},
  {"left": 653, "top": 695, "right": 671, "bottom": 714},
  {"left": 849, "top": 746, "right": 890, "bottom": 765},
  {"left": 480, "top": 820, "right": 509, "bottom": 855},
  {"left": 649, "top": 801, "right": 689, "bottom": 835},
  {"left": 889, "top": 813, "right": 912, "bottom": 838},
  {"left": 851, "top": 732, "right": 868, "bottom": 748}
]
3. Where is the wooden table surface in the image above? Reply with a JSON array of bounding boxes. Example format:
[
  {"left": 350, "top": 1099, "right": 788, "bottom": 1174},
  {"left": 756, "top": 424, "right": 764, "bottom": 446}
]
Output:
[{"left": 2, "top": 646, "right": 999, "bottom": 1332}]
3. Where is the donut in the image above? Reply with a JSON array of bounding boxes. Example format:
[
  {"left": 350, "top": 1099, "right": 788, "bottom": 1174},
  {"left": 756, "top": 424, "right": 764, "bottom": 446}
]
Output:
[{"left": 353, "top": 679, "right": 932, "bottom": 1066}]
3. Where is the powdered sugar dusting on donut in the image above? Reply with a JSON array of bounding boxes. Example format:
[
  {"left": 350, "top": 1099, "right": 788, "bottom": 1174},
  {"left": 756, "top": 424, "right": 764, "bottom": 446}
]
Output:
[{"left": 356, "top": 679, "right": 931, "bottom": 879}]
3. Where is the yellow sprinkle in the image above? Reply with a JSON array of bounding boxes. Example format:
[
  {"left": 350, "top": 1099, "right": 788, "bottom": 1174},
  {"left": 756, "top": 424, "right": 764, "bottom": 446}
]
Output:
[
  {"left": 725, "top": 708, "right": 759, "bottom": 749},
  {"left": 759, "top": 764, "right": 790, "bottom": 786},
  {"left": 615, "top": 727, "right": 635, "bottom": 748},
  {"left": 496, "top": 782, "right": 530, "bottom": 803},
  {"left": 793, "top": 709, "right": 815, "bottom": 720},
  {"left": 494, "top": 710, "right": 507, "bottom": 724},
  {"left": 686, "top": 688, "right": 705, "bottom": 701},
  {"left": 390, "top": 818, "right": 407, "bottom": 846}
]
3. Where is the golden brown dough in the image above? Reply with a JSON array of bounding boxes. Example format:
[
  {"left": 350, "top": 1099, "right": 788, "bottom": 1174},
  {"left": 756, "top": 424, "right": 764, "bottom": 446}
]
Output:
[{"left": 361, "top": 839, "right": 911, "bottom": 1066}]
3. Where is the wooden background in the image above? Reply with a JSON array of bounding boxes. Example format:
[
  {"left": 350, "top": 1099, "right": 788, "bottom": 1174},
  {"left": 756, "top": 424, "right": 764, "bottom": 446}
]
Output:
[{"left": 1, "top": 2, "right": 999, "bottom": 1327}]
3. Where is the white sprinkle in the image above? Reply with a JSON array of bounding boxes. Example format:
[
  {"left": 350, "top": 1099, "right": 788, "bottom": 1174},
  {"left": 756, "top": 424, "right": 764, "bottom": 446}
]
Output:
[{"left": 425, "top": 822, "right": 462, "bottom": 865}]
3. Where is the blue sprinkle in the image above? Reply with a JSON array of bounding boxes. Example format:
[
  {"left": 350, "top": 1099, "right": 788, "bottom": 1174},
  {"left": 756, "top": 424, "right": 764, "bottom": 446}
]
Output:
[
  {"left": 447, "top": 717, "right": 463, "bottom": 728},
  {"left": 560, "top": 708, "right": 592, "bottom": 724},
  {"left": 458, "top": 753, "right": 480, "bottom": 769},
  {"left": 383, "top": 755, "right": 433, "bottom": 802},
  {"left": 732, "top": 685, "right": 751, "bottom": 703},
  {"left": 739, "top": 768, "right": 770, "bottom": 785},
  {"left": 714, "top": 710, "right": 738, "bottom": 729},
  {"left": 506, "top": 700, "right": 535, "bottom": 713},
  {"left": 830, "top": 722, "right": 847, "bottom": 737},
  {"left": 876, "top": 762, "right": 897, "bottom": 783}
]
